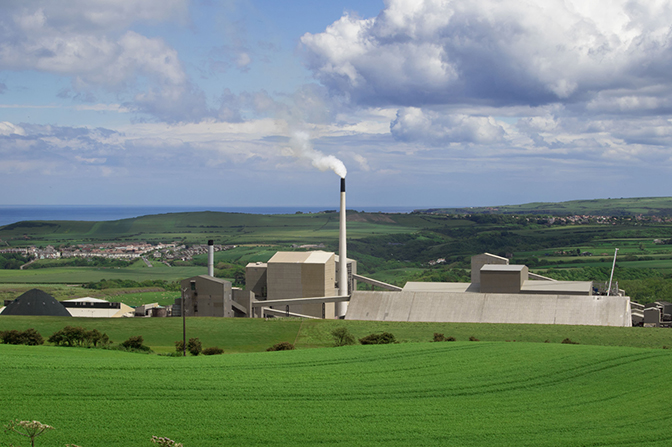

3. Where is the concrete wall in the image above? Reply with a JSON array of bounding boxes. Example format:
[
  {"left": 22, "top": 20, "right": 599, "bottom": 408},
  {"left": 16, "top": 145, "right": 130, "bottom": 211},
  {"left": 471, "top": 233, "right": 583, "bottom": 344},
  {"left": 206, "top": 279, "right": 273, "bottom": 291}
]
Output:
[
  {"left": 480, "top": 266, "right": 528, "bottom": 293},
  {"left": 471, "top": 253, "right": 509, "bottom": 285},
  {"left": 264, "top": 252, "right": 338, "bottom": 318},
  {"left": 180, "top": 275, "right": 233, "bottom": 317},
  {"left": 245, "top": 263, "right": 267, "bottom": 298},
  {"left": 345, "top": 291, "right": 632, "bottom": 327}
]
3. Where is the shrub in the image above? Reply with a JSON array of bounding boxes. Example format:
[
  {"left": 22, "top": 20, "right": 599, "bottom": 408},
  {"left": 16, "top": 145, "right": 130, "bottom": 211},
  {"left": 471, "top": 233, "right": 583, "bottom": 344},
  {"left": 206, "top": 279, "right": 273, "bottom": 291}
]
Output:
[
  {"left": 120, "top": 335, "right": 150, "bottom": 352},
  {"left": 561, "top": 338, "right": 579, "bottom": 345},
  {"left": 21, "top": 328, "right": 44, "bottom": 346},
  {"left": 0, "top": 329, "right": 44, "bottom": 346},
  {"left": 359, "top": 332, "right": 397, "bottom": 345},
  {"left": 202, "top": 346, "right": 224, "bottom": 355},
  {"left": 469, "top": 336, "right": 480, "bottom": 342},
  {"left": 48, "top": 326, "right": 87, "bottom": 347},
  {"left": 1, "top": 329, "right": 25, "bottom": 345},
  {"left": 433, "top": 333, "right": 446, "bottom": 342},
  {"left": 445, "top": 336, "right": 456, "bottom": 341},
  {"left": 266, "top": 342, "right": 295, "bottom": 351},
  {"left": 175, "top": 340, "right": 185, "bottom": 354},
  {"left": 187, "top": 338, "right": 202, "bottom": 356},
  {"left": 331, "top": 327, "right": 357, "bottom": 346}
]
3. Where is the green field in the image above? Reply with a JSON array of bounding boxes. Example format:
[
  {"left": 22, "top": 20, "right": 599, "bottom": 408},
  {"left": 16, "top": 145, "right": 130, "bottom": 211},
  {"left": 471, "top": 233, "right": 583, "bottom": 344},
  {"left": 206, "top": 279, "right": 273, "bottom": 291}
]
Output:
[
  {"left": 2, "top": 341, "right": 671, "bottom": 446},
  {"left": 421, "top": 196, "right": 672, "bottom": 216},
  {"left": 2, "top": 317, "right": 672, "bottom": 353}
]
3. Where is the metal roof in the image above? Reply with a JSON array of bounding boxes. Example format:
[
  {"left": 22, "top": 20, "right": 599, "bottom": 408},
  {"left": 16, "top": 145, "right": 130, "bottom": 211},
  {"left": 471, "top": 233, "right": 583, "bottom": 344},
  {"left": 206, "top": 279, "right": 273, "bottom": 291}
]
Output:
[
  {"left": 1, "top": 289, "right": 71, "bottom": 317},
  {"left": 269, "top": 251, "right": 334, "bottom": 264}
]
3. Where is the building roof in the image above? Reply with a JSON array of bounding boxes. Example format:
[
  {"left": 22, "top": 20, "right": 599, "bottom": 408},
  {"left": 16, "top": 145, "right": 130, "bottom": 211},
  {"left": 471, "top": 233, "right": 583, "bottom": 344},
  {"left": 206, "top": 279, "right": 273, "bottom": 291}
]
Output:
[
  {"left": 1, "top": 289, "right": 71, "bottom": 317},
  {"left": 63, "top": 297, "right": 110, "bottom": 303},
  {"left": 520, "top": 280, "right": 594, "bottom": 294},
  {"left": 269, "top": 251, "right": 334, "bottom": 264},
  {"left": 183, "top": 275, "right": 231, "bottom": 285},
  {"left": 481, "top": 264, "right": 526, "bottom": 272},
  {"left": 246, "top": 262, "right": 267, "bottom": 268},
  {"left": 403, "top": 282, "right": 475, "bottom": 293}
]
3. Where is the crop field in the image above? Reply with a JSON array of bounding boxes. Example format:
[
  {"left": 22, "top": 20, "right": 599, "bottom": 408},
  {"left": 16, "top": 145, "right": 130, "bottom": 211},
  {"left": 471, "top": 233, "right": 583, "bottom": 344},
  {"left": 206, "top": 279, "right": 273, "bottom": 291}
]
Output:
[{"left": 1, "top": 342, "right": 671, "bottom": 446}]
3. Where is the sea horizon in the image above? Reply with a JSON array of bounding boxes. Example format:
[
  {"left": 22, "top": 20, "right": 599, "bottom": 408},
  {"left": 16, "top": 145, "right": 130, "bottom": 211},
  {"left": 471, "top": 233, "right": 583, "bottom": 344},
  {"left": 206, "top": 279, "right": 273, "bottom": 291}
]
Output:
[{"left": 0, "top": 204, "right": 421, "bottom": 227}]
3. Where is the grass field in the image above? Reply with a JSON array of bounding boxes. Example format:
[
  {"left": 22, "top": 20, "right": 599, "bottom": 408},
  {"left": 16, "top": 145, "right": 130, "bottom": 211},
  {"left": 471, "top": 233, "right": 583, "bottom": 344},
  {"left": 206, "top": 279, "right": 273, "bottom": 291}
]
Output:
[
  {"left": 2, "top": 317, "right": 672, "bottom": 353},
  {"left": 1, "top": 341, "right": 671, "bottom": 446}
]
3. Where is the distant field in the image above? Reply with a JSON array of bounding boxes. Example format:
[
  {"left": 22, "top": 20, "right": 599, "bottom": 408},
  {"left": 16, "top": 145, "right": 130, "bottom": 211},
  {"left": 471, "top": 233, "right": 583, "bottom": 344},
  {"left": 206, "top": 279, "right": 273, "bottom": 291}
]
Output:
[
  {"left": 0, "top": 211, "right": 417, "bottom": 246},
  {"left": 421, "top": 196, "right": 672, "bottom": 216},
  {"left": 1, "top": 342, "right": 671, "bottom": 446},
  {"left": 0, "top": 264, "right": 205, "bottom": 284}
]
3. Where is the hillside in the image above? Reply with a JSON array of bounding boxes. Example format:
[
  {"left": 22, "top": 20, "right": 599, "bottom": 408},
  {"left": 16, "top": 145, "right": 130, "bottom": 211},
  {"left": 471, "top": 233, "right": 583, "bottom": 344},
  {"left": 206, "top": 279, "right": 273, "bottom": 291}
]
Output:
[{"left": 418, "top": 196, "right": 672, "bottom": 216}]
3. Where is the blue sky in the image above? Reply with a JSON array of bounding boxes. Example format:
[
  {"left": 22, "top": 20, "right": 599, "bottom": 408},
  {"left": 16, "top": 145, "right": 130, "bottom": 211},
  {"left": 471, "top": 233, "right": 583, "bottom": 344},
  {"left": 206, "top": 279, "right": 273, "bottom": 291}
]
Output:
[{"left": 1, "top": 0, "right": 672, "bottom": 208}]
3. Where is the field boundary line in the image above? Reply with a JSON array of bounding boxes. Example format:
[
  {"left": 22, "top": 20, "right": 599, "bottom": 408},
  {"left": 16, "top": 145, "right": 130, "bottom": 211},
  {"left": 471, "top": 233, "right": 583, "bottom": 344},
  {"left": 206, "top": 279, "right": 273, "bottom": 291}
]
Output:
[{"left": 294, "top": 318, "right": 305, "bottom": 346}]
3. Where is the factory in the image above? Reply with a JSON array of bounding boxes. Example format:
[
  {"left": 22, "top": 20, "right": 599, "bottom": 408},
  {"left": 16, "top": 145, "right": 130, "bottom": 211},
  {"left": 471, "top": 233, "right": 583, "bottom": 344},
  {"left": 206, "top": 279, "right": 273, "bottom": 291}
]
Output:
[{"left": 174, "top": 178, "right": 634, "bottom": 327}]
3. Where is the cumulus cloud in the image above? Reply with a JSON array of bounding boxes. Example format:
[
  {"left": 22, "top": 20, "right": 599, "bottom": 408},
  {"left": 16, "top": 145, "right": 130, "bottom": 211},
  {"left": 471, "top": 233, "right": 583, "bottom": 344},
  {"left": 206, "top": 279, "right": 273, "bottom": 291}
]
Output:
[
  {"left": 390, "top": 107, "right": 507, "bottom": 145},
  {"left": 0, "top": 0, "right": 212, "bottom": 123},
  {"left": 301, "top": 0, "right": 672, "bottom": 108}
]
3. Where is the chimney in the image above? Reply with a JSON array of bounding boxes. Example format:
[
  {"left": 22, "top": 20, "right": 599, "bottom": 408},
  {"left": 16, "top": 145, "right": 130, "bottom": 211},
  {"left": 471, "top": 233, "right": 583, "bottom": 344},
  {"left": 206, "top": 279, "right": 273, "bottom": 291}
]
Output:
[
  {"left": 336, "top": 177, "right": 348, "bottom": 317},
  {"left": 207, "top": 240, "right": 214, "bottom": 277}
]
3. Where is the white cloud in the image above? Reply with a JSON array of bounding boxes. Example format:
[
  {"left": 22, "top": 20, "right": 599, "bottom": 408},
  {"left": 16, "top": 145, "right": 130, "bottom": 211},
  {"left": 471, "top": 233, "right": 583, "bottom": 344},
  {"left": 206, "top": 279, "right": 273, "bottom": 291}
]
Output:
[
  {"left": 0, "top": 0, "right": 209, "bottom": 123},
  {"left": 390, "top": 107, "right": 507, "bottom": 145},
  {"left": 0, "top": 122, "right": 26, "bottom": 136},
  {"left": 301, "top": 0, "right": 672, "bottom": 108}
]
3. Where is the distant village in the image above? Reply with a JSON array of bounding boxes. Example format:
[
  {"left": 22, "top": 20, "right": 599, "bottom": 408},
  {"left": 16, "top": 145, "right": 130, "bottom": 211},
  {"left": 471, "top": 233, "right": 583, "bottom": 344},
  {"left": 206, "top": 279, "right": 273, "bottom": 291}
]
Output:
[{"left": 0, "top": 242, "right": 235, "bottom": 264}]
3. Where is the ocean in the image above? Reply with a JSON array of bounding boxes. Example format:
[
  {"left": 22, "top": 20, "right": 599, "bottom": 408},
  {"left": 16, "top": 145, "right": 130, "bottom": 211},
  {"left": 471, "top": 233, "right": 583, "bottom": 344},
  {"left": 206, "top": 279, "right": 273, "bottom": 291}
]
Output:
[{"left": 0, "top": 205, "right": 417, "bottom": 227}]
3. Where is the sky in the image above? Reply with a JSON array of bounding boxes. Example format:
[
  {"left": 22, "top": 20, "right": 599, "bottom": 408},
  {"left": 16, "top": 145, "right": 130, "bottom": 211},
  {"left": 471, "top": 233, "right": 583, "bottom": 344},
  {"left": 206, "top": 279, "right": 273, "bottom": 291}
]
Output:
[{"left": 1, "top": 0, "right": 672, "bottom": 208}]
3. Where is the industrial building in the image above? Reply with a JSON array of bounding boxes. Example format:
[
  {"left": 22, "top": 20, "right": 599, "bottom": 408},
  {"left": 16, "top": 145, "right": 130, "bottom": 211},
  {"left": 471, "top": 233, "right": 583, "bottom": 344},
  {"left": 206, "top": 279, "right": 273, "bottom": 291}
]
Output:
[
  {"left": 345, "top": 253, "right": 632, "bottom": 327},
  {"left": 169, "top": 176, "right": 634, "bottom": 328},
  {"left": 243, "top": 251, "right": 356, "bottom": 319}
]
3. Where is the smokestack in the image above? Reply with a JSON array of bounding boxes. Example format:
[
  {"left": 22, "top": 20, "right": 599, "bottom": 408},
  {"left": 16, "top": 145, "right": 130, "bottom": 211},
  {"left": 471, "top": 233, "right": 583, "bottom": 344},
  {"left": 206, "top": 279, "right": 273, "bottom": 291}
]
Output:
[
  {"left": 337, "top": 177, "right": 348, "bottom": 317},
  {"left": 208, "top": 240, "right": 214, "bottom": 277}
]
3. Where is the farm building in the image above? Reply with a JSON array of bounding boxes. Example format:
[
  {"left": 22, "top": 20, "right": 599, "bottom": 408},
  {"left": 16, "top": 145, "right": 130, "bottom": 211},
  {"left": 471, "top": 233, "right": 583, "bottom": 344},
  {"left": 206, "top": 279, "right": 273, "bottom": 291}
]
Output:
[
  {"left": 61, "top": 297, "right": 134, "bottom": 318},
  {"left": 1, "top": 289, "right": 71, "bottom": 317}
]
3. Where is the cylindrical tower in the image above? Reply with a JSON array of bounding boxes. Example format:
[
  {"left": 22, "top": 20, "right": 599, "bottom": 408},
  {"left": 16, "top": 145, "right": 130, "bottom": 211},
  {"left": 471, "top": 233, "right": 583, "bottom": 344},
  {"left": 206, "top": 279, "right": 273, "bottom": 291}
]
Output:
[
  {"left": 207, "top": 240, "right": 214, "bottom": 277},
  {"left": 337, "top": 177, "right": 348, "bottom": 317}
]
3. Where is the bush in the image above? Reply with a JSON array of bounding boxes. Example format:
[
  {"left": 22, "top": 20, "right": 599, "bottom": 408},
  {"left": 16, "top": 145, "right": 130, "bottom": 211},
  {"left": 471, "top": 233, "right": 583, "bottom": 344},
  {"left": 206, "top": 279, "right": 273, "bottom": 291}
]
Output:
[
  {"left": 266, "top": 342, "right": 295, "bottom": 351},
  {"left": 21, "top": 328, "right": 44, "bottom": 346},
  {"left": 433, "top": 333, "right": 447, "bottom": 342},
  {"left": 187, "top": 338, "right": 202, "bottom": 356},
  {"left": 120, "top": 335, "right": 150, "bottom": 352},
  {"left": 0, "top": 328, "right": 45, "bottom": 346},
  {"left": 202, "top": 346, "right": 224, "bottom": 355},
  {"left": 561, "top": 338, "right": 579, "bottom": 344},
  {"left": 175, "top": 340, "right": 185, "bottom": 354},
  {"left": 359, "top": 332, "right": 397, "bottom": 345},
  {"left": 469, "top": 336, "right": 480, "bottom": 341},
  {"left": 331, "top": 327, "right": 357, "bottom": 346}
]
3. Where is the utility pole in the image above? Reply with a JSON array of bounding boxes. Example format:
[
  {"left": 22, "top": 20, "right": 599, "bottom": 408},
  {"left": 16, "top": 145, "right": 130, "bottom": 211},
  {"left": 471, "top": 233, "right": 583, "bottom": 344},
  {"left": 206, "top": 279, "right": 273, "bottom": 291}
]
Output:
[{"left": 181, "top": 288, "right": 187, "bottom": 356}]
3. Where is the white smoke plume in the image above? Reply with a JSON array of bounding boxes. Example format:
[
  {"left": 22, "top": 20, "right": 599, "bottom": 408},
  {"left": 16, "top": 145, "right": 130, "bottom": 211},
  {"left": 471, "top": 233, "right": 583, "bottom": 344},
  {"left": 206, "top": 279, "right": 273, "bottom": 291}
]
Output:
[{"left": 286, "top": 130, "right": 347, "bottom": 178}]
